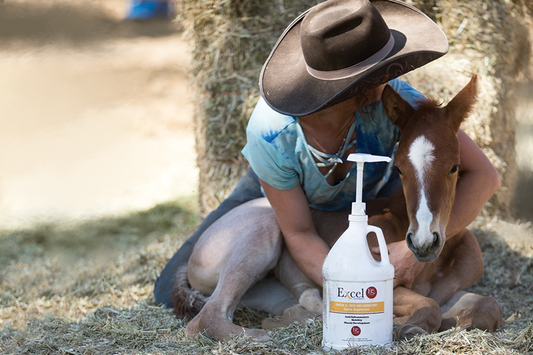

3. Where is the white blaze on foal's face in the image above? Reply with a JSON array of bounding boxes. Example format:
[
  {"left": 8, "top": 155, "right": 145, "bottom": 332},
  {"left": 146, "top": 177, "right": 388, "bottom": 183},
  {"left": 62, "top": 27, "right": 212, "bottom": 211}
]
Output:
[{"left": 408, "top": 135, "right": 436, "bottom": 247}]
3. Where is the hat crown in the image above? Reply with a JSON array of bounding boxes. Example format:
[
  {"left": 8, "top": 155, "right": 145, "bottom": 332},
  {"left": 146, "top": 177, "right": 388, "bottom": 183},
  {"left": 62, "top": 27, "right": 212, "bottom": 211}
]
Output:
[
  {"left": 301, "top": 0, "right": 391, "bottom": 73},
  {"left": 260, "top": 0, "right": 448, "bottom": 116}
]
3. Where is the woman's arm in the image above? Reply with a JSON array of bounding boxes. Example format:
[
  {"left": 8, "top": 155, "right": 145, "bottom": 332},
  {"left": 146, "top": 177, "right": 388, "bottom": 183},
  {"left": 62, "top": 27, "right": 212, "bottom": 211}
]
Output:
[
  {"left": 260, "top": 179, "right": 330, "bottom": 287},
  {"left": 382, "top": 130, "right": 501, "bottom": 288},
  {"left": 445, "top": 129, "right": 501, "bottom": 235}
]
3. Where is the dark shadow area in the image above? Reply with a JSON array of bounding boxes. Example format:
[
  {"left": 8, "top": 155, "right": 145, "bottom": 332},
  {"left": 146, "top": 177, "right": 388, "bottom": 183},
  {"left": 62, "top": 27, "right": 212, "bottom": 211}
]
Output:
[
  {"left": 512, "top": 169, "right": 533, "bottom": 221},
  {"left": 468, "top": 227, "right": 533, "bottom": 320},
  {"left": 511, "top": 81, "right": 533, "bottom": 222},
  {"left": 0, "top": 2, "right": 180, "bottom": 47},
  {"left": 0, "top": 199, "right": 199, "bottom": 268}
]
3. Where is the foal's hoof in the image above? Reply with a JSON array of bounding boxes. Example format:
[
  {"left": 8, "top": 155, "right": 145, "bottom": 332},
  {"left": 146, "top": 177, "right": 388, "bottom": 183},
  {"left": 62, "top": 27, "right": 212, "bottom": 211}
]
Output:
[
  {"left": 262, "top": 304, "right": 319, "bottom": 329},
  {"left": 187, "top": 322, "right": 272, "bottom": 342},
  {"left": 186, "top": 312, "right": 271, "bottom": 342},
  {"left": 299, "top": 288, "right": 323, "bottom": 314},
  {"left": 393, "top": 324, "right": 429, "bottom": 340},
  {"left": 239, "top": 328, "right": 272, "bottom": 342}
]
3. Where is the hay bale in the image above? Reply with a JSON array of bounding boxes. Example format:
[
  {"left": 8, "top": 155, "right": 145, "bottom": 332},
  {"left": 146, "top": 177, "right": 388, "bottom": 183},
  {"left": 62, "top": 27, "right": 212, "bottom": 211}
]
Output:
[
  {"left": 182, "top": 0, "right": 532, "bottom": 215},
  {"left": 179, "top": 0, "right": 320, "bottom": 213}
]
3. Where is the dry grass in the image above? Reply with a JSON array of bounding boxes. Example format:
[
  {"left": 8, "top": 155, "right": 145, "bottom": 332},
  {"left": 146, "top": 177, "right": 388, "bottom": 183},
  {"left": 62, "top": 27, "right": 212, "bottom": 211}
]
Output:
[
  {"left": 1, "top": 198, "right": 531, "bottom": 354},
  {"left": 0, "top": 198, "right": 194, "bottom": 317}
]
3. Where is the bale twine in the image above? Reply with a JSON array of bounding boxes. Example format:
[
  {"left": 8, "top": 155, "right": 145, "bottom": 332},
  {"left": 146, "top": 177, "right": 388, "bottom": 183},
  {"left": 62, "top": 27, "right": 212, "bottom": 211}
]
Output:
[{"left": 181, "top": 0, "right": 531, "bottom": 216}]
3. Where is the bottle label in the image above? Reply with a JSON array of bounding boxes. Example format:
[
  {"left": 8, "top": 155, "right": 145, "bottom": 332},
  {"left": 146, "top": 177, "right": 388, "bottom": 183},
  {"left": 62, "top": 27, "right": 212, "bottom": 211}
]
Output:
[{"left": 322, "top": 280, "right": 393, "bottom": 350}]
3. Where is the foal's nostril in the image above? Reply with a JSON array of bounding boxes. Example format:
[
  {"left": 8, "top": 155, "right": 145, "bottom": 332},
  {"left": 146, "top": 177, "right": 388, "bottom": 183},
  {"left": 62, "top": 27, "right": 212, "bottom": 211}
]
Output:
[
  {"left": 406, "top": 232, "right": 414, "bottom": 250},
  {"left": 430, "top": 232, "right": 440, "bottom": 252}
]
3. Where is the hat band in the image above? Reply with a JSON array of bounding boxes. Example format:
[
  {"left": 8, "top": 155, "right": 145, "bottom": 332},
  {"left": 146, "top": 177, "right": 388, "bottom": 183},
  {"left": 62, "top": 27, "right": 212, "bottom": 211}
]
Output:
[{"left": 305, "top": 34, "right": 395, "bottom": 81}]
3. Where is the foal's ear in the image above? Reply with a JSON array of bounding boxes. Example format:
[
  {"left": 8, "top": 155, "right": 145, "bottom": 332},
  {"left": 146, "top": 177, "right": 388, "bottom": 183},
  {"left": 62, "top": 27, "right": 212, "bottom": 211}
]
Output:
[
  {"left": 444, "top": 74, "right": 478, "bottom": 133},
  {"left": 382, "top": 85, "right": 414, "bottom": 131}
]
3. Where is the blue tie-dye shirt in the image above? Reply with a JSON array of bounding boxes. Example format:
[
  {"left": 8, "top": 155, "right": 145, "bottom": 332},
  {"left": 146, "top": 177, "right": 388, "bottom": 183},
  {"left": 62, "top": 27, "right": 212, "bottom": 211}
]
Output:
[{"left": 242, "top": 79, "right": 424, "bottom": 211}]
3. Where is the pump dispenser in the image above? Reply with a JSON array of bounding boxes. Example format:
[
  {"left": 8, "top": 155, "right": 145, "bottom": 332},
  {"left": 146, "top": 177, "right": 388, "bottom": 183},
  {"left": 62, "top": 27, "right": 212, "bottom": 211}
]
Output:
[{"left": 322, "top": 153, "right": 395, "bottom": 350}]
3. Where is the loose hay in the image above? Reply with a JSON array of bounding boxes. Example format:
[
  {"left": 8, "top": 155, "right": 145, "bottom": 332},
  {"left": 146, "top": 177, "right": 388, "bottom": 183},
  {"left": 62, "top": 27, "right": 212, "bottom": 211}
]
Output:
[
  {"left": 1, "top": 199, "right": 531, "bottom": 354},
  {"left": 0, "top": 197, "right": 199, "bottom": 330}
]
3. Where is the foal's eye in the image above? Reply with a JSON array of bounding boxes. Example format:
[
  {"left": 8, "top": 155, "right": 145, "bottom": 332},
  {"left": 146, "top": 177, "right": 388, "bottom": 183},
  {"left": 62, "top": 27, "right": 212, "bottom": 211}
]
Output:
[
  {"left": 396, "top": 166, "right": 403, "bottom": 176},
  {"left": 449, "top": 164, "right": 460, "bottom": 175}
]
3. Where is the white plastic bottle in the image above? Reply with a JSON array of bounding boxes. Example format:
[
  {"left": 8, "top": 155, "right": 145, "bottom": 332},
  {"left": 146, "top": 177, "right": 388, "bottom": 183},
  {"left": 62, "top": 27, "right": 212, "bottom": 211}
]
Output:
[{"left": 322, "top": 153, "right": 395, "bottom": 351}]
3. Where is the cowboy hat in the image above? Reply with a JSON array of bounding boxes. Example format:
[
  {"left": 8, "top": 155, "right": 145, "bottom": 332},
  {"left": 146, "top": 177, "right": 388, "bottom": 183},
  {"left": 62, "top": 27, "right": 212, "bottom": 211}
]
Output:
[{"left": 259, "top": 0, "right": 448, "bottom": 116}]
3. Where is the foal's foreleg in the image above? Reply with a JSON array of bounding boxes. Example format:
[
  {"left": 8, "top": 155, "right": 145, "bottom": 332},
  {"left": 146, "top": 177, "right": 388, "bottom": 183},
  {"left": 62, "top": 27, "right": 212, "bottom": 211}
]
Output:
[
  {"left": 393, "top": 286, "right": 442, "bottom": 339},
  {"left": 439, "top": 290, "right": 502, "bottom": 332},
  {"left": 419, "top": 229, "right": 502, "bottom": 332},
  {"left": 262, "top": 208, "right": 350, "bottom": 330},
  {"left": 274, "top": 208, "right": 350, "bottom": 313},
  {"left": 274, "top": 248, "right": 322, "bottom": 313},
  {"left": 261, "top": 249, "right": 322, "bottom": 330},
  {"left": 422, "top": 229, "right": 484, "bottom": 306}
]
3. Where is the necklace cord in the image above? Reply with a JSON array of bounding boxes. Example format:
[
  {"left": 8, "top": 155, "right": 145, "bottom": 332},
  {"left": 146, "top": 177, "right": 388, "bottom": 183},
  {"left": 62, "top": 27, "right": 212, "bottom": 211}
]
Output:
[{"left": 307, "top": 119, "right": 357, "bottom": 178}]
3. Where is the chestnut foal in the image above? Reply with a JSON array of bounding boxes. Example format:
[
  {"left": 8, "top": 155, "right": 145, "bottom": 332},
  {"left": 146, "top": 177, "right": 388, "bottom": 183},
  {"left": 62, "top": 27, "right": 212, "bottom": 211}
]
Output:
[{"left": 172, "top": 75, "right": 502, "bottom": 341}]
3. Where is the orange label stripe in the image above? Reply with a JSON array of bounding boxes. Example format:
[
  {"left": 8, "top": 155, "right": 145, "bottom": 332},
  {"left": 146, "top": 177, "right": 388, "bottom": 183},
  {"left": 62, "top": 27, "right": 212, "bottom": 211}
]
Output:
[{"left": 329, "top": 301, "right": 385, "bottom": 314}]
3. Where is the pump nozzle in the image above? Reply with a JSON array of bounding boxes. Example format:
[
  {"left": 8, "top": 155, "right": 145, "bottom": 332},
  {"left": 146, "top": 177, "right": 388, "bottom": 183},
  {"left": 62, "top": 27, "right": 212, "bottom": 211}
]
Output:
[
  {"left": 348, "top": 153, "right": 392, "bottom": 216},
  {"left": 348, "top": 153, "right": 392, "bottom": 164}
]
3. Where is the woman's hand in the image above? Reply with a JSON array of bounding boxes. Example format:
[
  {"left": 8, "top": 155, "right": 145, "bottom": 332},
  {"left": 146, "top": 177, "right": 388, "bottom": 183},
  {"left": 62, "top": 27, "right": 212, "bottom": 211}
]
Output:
[{"left": 373, "top": 240, "right": 424, "bottom": 289}]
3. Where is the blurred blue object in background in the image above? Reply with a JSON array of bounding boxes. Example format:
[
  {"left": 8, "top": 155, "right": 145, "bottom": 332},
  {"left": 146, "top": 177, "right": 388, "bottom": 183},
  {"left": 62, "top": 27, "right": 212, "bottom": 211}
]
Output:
[{"left": 126, "top": 0, "right": 174, "bottom": 20}]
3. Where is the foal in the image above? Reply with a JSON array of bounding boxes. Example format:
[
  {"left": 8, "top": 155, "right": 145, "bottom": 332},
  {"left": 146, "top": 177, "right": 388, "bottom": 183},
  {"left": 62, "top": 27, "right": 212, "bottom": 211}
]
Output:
[
  {"left": 172, "top": 75, "right": 502, "bottom": 341},
  {"left": 375, "top": 74, "right": 502, "bottom": 336}
]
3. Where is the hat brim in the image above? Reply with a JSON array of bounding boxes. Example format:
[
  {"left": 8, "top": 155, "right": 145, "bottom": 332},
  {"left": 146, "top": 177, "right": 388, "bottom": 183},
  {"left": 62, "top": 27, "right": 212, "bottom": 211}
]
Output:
[{"left": 260, "top": 0, "right": 448, "bottom": 116}]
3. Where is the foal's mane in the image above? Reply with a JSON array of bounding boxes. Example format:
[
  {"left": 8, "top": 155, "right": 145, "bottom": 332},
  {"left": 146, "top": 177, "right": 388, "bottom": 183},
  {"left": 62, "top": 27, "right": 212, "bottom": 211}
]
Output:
[
  {"left": 403, "top": 98, "right": 445, "bottom": 126},
  {"left": 415, "top": 98, "right": 443, "bottom": 115}
]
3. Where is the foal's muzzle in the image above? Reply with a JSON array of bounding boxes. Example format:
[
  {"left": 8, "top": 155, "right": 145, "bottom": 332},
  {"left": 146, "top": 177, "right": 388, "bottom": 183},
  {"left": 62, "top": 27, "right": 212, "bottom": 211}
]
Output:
[{"left": 406, "top": 230, "right": 443, "bottom": 262}]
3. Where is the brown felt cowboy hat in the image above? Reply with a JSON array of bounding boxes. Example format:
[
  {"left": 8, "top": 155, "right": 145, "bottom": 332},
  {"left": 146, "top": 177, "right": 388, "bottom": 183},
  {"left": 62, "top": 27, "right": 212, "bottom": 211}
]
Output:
[{"left": 260, "top": 0, "right": 448, "bottom": 116}]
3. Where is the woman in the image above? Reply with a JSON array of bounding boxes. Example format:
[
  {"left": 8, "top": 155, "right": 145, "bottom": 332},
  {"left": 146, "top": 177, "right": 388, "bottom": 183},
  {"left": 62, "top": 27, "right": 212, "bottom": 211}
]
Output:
[{"left": 154, "top": 0, "right": 500, "bottom": 310}]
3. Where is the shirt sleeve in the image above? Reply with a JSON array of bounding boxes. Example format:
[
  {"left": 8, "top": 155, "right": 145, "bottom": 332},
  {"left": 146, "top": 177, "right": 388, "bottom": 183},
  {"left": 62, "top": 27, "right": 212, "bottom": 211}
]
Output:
[
  {"left": 241, "top": 99, "right": 300, "bottom": 190},
  {"left": 390, "top": 78, "right": 426, "bottom": 107}
]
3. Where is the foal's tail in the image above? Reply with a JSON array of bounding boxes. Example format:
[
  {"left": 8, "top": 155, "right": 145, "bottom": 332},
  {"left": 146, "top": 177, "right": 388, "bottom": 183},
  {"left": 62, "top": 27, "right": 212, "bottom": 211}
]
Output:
[{"left": 171, "top": 264, "right": 208, "bottom": 320}]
